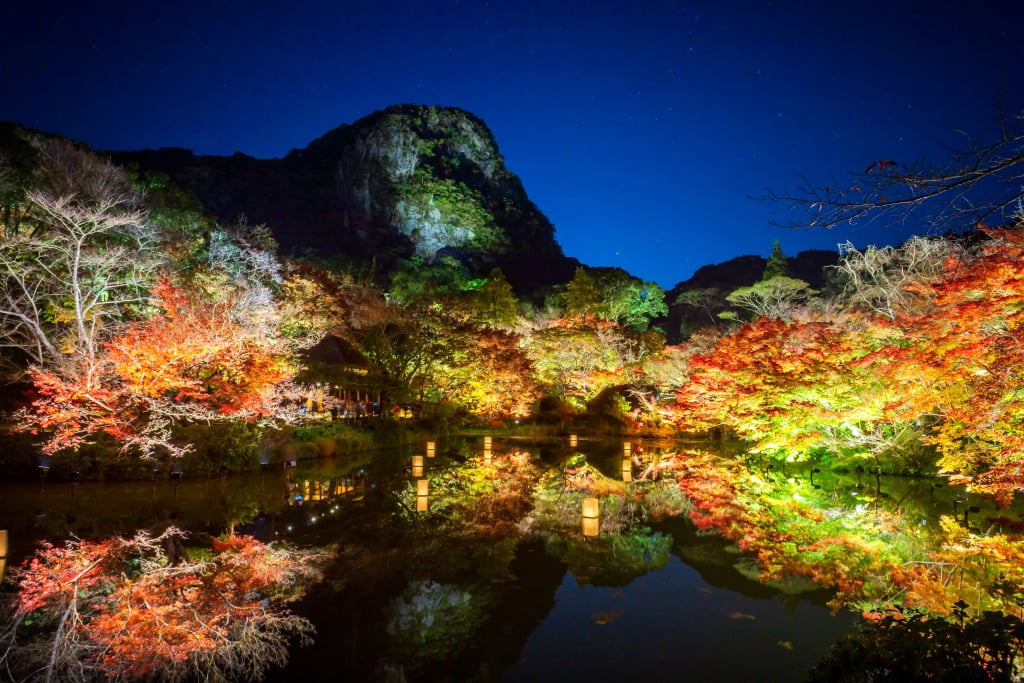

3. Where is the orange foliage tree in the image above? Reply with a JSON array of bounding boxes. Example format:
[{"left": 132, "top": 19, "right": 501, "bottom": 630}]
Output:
[
  {"left": 0, "top": 528, "right": 329, "bottom": 682},
  {"left": 18, "top": 278, "right": 298, "bottom": 458}
]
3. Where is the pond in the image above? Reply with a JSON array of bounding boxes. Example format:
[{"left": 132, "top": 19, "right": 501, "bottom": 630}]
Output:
[{"left": 2, "top": 436, "right": 921, "bottom": 682}]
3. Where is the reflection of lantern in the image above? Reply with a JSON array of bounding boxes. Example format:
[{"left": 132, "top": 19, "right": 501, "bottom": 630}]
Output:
[
  {"left": 412, "top": 455, "right": 424, "bottom": 478},
  {"left": 623, "top": 441, "right": 631, "bottom": 456},
  {"left": 426, "top": 441, "right": 436, "bottom": 458},
  {"left": 582, "top": 497, "right": 599, "bottom": 537},
  {"left": 416, "top": 479, "right": 429, "bottom": 512},
  {"left": 484, "top": 436, "right": 492, "bottom": 449},
  {"left": 569, "top": 434, "right": 578, "bottom": 447},
  {"left": 622, "top": 458, "right": 632, "bottom": 482},
  {"left": 483, "top": 448, "right": 492, "bottom": 465}
]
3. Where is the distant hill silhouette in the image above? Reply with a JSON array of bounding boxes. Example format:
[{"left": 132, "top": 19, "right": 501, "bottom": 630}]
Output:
[{"left": 660, "top": 249, "right": 839, "bottom": 343}]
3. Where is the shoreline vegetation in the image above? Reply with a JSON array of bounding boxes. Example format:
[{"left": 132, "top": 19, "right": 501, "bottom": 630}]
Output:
[{"left": 4, "top": 110, "right": 1024, "bottom": 679}]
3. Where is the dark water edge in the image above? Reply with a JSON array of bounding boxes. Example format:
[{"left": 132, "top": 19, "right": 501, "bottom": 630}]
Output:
[{"left": 263, "top": 533, "right": 856, "bottom": 683}]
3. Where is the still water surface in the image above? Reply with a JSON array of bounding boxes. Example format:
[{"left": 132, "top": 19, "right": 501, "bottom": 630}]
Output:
[{"left": 0, "top": 438, "right": 859, "bottom": 682}]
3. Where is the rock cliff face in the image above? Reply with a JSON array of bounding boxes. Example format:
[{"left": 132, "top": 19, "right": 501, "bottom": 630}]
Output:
[{"left": 112, "top": 104, "right": 575, "bottom": 291}]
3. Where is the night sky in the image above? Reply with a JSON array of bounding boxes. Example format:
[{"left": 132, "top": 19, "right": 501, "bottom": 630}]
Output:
[{"left": 3, "top": 1, "right": 1022, "bottom": 288}]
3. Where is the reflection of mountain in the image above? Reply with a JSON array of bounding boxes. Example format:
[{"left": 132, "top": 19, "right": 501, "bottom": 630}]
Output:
[{"left": 426, "top": 538, "right": 568, "bottom": 680}]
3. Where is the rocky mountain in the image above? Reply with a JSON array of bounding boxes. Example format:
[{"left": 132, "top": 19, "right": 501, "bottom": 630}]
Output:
[{"left": 110, "top": 104, "right": 577, "bottom": 292}]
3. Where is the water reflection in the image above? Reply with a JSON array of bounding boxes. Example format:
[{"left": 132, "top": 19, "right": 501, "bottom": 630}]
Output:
[{"left": 3, "top": 438, "right": 945, "bottom": 682}]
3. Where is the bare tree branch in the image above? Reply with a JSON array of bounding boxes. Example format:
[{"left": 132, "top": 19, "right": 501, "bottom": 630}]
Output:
[{"left": 758, "top": 116, "right": 1024, "bottom": 232}]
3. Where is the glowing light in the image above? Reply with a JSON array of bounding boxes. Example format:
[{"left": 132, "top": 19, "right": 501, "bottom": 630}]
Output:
[
  {"left": 582, "top": 497, "right": 600, "bottom": 537},
  {"left": 416, "top": 478, "right": 429, "bottom": 513}
]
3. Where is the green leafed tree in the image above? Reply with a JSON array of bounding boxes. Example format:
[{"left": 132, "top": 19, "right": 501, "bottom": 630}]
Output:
[
  {"left": 563, "top": 266, "right": 603, "bottom": 321},
  {"left": 723, "top": 276, "right": 816, "bottom": 321},
  {"left": 763, "top": 239, "right": 790, "bottom": 280},
  {"left": 474, "top": 267, "right": 519, "bottom": 328},
  {"left": 590, "top": 267, "right": 668, "bottom": 331}
]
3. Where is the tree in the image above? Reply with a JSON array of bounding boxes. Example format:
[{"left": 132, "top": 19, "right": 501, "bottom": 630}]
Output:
[
  {"left": 0, "top": 183, "right": 159, "bottom": 370},
  {"left": 522, "top": 317, "right": 623, "bottom": 403},
  {"left": 432, "top": 327, "right": 539, "bottom": 418},
  {"left": 590, "top": 268, "right": 668, "bottom": 331},
  {"left": 807, "top": 607, "right": 1024, "bottom": 682},
  {"left": 357, "top": 303, "right": 465, "bottom": 401},
  {"left": 830, "top": 236, "right": 962, "bottom": 319},
  {"left": 474, "top": 267, "right": 518, "bottom": 328},
  {"left": 563, "top": 266, "right": 602, "bottom": 320},
  {"left": 18, "top": 278, "right": 299, "bottom": 458},
  {"left": 0, "top": 528, "right": 328, "bottom": 682},
  {"left": 763, "top": 116, "right": 1024, "bottom": 232},
  {"left": 763, "top": 240, "right": 789, "bottom": 280},
  {"left": 723, "top": 276, "right": 816, "bottom": 320},
  {"left": 0, "top": 123, "right": 39, "bottom": 235}
]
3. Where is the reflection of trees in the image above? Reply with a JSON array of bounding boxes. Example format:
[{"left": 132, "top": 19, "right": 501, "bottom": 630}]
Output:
[
  {"left": 807, "top": 606, "right": 1024, "bottom": 683},
  {"left": 383, "top": 580, "right": 490, "bottom": 670},
  {"left": 545, "top": 530, "right": 671, "bottom": 588}
]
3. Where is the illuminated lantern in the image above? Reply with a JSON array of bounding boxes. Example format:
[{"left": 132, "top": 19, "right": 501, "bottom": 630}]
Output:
[
  {"left": 426, "top": 441, "right": 436, "bottom": 458},
  {"left": 623, "top": 441, "right": 631, "bottom": 456},
  {"left": 0, "top": 529, "right": 6, "bottom": 559},
  {"left": 483, "top": 448, "right": 492, "bottom": 465},
  {"left": 416, "top": 479, "right": 429, "bottom": 512},
  {"left": 582, "top": 497, "right": 599, "bottom": 537},
  {"left": 622, "top": 458, "right": 632, "bottom": 482},
  {"left": 569, "top": 434, "right": 578, "bottom": 447},
  {"left": 484, "top": 436, "right": 492, "bottom": 449},
  {"left": 412, "top": 455, "right": 424, "bottom": 478}
]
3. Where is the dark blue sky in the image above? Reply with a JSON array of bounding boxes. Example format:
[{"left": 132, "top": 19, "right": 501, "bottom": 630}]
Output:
[{"left": 3, "top": 1, "right": 1022, "bottom": 287}]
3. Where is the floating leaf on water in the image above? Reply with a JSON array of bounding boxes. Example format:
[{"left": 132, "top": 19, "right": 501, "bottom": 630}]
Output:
[
  {"left": 777, "top": 640, "right": 794, "bottom": 650},
  {"left": 729, "top": 611, "right": 756, "bottom": 621},
  {"left": 592, "top": 610, "right": 621, "bottom": 625}
]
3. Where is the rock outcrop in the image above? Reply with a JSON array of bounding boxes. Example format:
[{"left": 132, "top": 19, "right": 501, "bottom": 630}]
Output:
[{"left": 111, "top": 104, "right": 576, "bottom": 292}]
